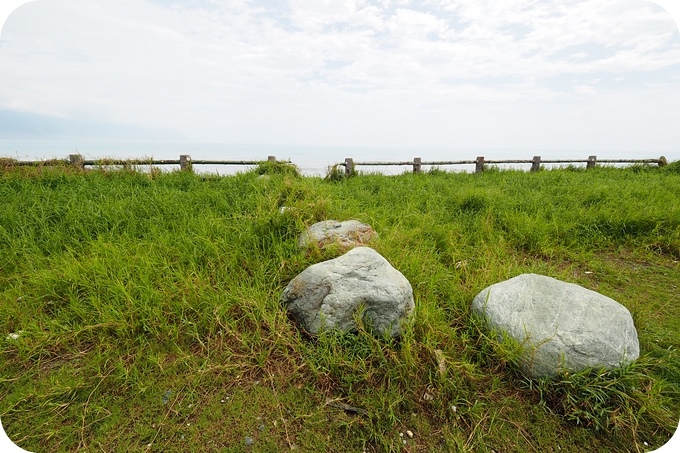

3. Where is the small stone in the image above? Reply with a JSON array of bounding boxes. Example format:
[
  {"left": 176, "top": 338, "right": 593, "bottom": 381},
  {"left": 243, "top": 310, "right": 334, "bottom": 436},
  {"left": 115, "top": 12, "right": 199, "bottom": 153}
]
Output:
[
  {"left": 451, "top": 405, "right": 457, "bottom": 412},
  {"left": 406, "top": 430, "right": 414, "bottom": 439},
  {"left": 399, "top": 433, "right": 404, "bottom": 437},
  {"left": 434, "top": 349, "right": 447, "bottom": 377},
  {"left": 423, "top": 393, "right": 434, "bottom": 401},
  {"left": 6, "top": 331, "right": 23, "bottom": 340},
  {"left": 259, "top": 424, "right": 265, "bottom": 431},
  {"left": 245, "top": 436, "right": 254, "bottom": 446}
]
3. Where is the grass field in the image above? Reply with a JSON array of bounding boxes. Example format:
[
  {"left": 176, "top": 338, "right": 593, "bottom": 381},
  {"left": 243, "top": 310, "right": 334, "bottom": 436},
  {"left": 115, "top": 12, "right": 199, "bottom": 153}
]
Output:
[{"left": 1, "top": 161, "right": 679, "bottom": 452}]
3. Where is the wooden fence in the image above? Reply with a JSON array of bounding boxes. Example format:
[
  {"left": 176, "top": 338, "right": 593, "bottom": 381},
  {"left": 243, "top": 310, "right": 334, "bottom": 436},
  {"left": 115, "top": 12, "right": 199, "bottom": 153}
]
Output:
[
  {"left": 340, "top": 156, "right": 667, "bottom": 176},
  {"left": 0, "top": 154, "right": 668, "bottom": 175},
  {"left": 0, "top": 154, "right": 281, "bottom": 171}
]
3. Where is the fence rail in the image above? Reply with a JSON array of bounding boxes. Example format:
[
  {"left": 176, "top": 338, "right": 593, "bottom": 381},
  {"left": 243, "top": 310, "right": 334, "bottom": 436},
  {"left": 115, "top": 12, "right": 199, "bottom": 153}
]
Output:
[{"left": 0, "top": 154, "right": 668, "bottom": 175}]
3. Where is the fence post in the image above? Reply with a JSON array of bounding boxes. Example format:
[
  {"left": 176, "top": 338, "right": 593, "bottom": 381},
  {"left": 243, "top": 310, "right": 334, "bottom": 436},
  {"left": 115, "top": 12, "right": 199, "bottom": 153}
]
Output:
[
  {"left": 413, "top": 157, "right": 422, "bottom": 174},
  {"left": 344, "top": 158, "right": 354, "bottom": 177},
  {"left": 659, "top": 156, "right": 667, "bottom": 167},
  {"left": 268, "top": 156, "right": 276, "bottom": 162},
  {"left": 475, "top": 156, "right": 485, "bottom": 173},
  {"left": 69, "top": 154, "right": 84, "bottom": 169},
  {"left": 587, "top": 155, "right": 597, "bottom": 170},
  {"left": 531, "top": 156, "right": 541, "bottom": 172},
  {"left": 180, "top": 154, "right": 192, "bottom": 171}
]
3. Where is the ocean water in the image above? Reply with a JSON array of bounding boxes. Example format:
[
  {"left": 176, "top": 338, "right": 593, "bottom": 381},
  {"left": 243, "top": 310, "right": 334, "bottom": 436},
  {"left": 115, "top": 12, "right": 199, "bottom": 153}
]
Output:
[{"left": 0, "top": 139, "right": 672, "bottom": 176}]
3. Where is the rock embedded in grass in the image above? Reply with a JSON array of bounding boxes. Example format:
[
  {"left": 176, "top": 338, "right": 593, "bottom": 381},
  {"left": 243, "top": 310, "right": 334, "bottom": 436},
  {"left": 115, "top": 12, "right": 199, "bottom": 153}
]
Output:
[
  {"left": 471, "top": 273, "right": 639, "bottom": 378},
  {"left": 298, "top": 220, "right": 377, "bottom": 249},
  {"left": 282, "top": 247, "right": 414, "bottom": 338}
]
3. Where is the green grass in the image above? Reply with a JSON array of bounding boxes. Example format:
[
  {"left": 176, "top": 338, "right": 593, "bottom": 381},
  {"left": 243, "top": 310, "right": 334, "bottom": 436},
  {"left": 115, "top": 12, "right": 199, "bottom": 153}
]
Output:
[{"left": 1, "top": 162, "right": 679, "bottom": 452}]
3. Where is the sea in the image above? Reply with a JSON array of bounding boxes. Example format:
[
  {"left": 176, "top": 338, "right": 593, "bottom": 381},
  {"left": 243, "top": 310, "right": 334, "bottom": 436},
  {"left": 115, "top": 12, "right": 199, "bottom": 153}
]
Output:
[{"left": 0, "top": 139, "right": 674, "bottom": 177}]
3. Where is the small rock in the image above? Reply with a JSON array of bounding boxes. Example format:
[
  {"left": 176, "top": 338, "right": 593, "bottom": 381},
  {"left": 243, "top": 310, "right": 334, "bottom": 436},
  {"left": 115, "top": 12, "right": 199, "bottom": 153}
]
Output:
[
  {"left": 434, "top": 349, "right": 447, "bottom": 377},
  {"left": 406, "top": 430, "right": 414, "bottom": 438},
  {"left": 245, "top": 436, "right": 254, "bottom": 446},
  {"left": 162, "top": 390, "right": 172, "bottom": 404},
  {"left": 423, "top": 393, "right": 434, "bottom": 401},
  {"left": 6, "top": 332, "right": 22, "bottom": 340}
]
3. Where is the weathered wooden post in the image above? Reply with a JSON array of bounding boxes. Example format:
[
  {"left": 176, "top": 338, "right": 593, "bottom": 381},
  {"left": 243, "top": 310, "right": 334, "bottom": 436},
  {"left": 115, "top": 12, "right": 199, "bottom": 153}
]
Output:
[
  {"left": 69, "top": 154, "right": 84, "bottom": 169},
  {"left": 180, "top": 154, "right": 192, "bottom": 171},
  {"left": 475, "top": 156, "right": 485, "bottom": 173},
  {"left": 413, "top": 157, "right": 422, "bottom": 174},
  {"left": 268, "top": 156, "right": 276, "bottom": 162},
  {"left": 587, "top": 155, "right": 597, "bottom": 170},
  {"left": 659, "top": 156, "right": 667, "bottom": 167},
  {"left": 531, "top": 156, "right": 541, "bottom": 172},
  {"left": 344, "top": 158, "right": 354, "bottom": 177}
]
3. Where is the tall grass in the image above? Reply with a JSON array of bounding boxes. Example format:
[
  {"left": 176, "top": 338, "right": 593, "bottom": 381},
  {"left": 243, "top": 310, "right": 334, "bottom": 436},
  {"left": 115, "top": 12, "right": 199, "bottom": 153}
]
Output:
[{"left": 1, "top": 163, "right": 678, "bottom": 452}]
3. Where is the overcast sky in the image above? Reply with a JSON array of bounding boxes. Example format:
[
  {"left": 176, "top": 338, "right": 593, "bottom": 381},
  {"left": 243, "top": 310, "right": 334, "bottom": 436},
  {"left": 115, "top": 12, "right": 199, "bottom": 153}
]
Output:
[{"left": 1, "top": 0, "right": 679, "bottom": 157}]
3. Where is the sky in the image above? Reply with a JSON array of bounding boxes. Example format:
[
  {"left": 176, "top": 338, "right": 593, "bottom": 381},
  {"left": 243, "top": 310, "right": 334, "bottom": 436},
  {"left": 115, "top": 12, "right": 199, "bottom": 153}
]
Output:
[{"left": 0, "top": 0, "right": 679, "bottom": 159}]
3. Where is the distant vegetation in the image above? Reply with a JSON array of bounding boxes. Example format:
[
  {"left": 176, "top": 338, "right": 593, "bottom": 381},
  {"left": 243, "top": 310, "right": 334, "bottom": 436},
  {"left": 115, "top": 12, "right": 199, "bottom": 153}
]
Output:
[{"left": 1, "top": 162, "right": 678, "bottom": 452}]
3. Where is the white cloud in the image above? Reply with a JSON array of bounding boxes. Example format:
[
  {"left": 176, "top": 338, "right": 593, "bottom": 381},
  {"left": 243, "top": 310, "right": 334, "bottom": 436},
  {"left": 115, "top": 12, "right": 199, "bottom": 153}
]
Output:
[{"left": 0, "top": 0, "right": 678, "bottom": 152}]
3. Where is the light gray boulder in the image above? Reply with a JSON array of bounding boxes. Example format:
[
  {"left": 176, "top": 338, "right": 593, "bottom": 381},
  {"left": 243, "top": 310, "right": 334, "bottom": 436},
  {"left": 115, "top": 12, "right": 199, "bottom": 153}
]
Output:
[
  {"left": 282, "top": 247, "right": 414, "bottom": 338},
  {"left": 471, "top": 274, "right": 639, "bottom": 378},
  {"left": 298, "top": 220, "right": 377, "bottom": 249}
]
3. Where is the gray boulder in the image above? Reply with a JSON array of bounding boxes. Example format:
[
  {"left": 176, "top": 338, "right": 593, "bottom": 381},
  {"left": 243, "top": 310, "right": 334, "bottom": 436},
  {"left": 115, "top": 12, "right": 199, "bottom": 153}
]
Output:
[
  {"left": 471, "top": 274, "right": 639, "bottom": 378},
  {"left": 298, "top": 220, "right": 377, "bottom": 249},
  {"left": 281, "top": 247, "right": 414, "bottom": 338}
]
